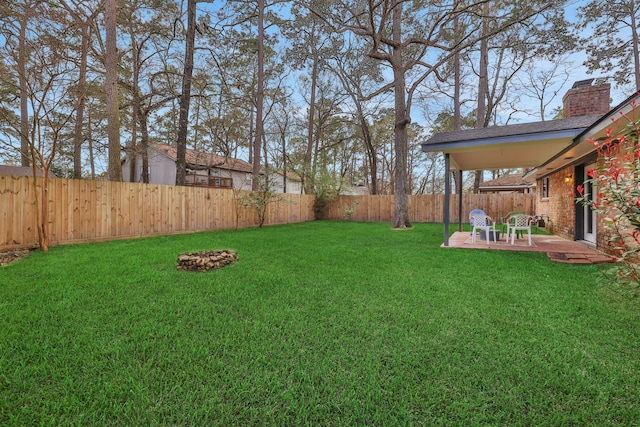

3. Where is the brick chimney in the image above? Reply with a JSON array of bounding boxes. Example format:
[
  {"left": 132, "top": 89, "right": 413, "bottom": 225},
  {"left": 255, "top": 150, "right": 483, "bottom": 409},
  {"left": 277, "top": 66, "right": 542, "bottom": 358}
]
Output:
[{"left": 562, "top": 79, "right": 611, "bottom": 118}]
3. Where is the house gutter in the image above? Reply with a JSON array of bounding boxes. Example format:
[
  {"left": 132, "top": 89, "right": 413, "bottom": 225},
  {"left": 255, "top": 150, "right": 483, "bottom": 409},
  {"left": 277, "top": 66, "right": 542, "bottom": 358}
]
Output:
[{"left": 422, "top": 128, "right": 587, "bottom": 153}]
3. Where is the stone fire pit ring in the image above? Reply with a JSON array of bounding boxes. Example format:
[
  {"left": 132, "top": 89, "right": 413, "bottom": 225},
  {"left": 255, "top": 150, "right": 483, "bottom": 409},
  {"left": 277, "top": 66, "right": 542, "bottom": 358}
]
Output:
[{"left": 177, "top": 250, "right": 237, "bottom": 272}]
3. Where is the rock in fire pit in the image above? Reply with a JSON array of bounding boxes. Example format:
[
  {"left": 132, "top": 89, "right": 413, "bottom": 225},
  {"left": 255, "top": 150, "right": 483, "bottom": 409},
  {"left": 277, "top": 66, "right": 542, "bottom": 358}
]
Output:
[{"left": 177, "top": 250, "right": 237, "bottom": 272}]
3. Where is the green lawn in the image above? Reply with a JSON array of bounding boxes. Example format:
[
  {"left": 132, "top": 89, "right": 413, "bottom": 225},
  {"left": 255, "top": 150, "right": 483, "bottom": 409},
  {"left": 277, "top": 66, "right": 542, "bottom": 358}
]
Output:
[{"left": 1, "top": 221, "right": 638, "bottom": 426}]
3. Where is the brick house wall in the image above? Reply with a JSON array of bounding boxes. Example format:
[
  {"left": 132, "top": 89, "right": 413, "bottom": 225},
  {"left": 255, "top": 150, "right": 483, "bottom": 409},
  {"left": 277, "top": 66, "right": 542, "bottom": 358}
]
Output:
[
  {"left": 535, "top": 140, "right": 629, "bottom": 256},
  {"left": 596, "top": 215, "right": 614, "bottom": 254},
  {"left": 536, "top": 163, "right": 610, "bottom": 247},
  {"left": 536, "top": 166, "right": 575, "bottom": 240}
]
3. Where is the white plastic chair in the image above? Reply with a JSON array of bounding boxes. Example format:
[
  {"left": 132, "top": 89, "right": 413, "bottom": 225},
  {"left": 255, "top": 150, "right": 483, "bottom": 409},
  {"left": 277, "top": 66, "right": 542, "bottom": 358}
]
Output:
[
  {"left": 508, "top": 214, "right": 534, "bottom": 246},
  {"left": 502, "top": 211, "right": 524, "bottom": 239},
  {"left": 470, "top": 214, "right": 497, "bottom": 244},
  {"left": 469, "top": 209, "right": 486, "bottom": 235}
]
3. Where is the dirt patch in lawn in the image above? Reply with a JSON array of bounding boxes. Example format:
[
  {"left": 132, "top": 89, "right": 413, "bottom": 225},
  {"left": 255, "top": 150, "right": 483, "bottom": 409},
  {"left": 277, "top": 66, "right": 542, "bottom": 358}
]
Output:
[{"left": 0, "top": 249, "right": 32, "bottom": 266}]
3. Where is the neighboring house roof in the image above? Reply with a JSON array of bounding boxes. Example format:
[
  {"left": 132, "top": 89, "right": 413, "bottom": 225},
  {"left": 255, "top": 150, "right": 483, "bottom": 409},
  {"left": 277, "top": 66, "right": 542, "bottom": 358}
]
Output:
[
  {"left": 275, "top": 169, "right": 302, "bottom": 182},
  {"left": 344, "top": 185, "right": 370, "bottom": 196},
  {"left": 478, "top": 174, "right": 534, "bottom": 192},
  {"left": 151, "top": 144, "right": 253, "bottom": 173},
  {"left": 0, "top": 165, "right": 56, "bottom": 178}
]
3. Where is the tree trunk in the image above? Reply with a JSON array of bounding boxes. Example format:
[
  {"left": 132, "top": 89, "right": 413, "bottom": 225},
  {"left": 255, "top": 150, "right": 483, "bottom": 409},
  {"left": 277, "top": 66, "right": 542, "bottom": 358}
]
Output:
[
  {"left": 357, "top": 105, "right": 377, "bottom": 195},
  {"left": 139, "top": 108, "right": 150, "bottom": 183},
  {"left": 73, "top": 22, "right": 89, "bottom": 179},
  {"left": 454, "top": 1, "right": 461, "bottom": 133},
  {"left": 18, "top": 5, "right": 31, "bottom": 167},
  {"left": 453, "top": 3, "right": 463, "bottom": 197},
  {"left": 391, "top": 0, "right": 411, "bottom": 229},
  {"left": 281, "top": 131, "right": 287, "bottom": 193},
  {"left": 248, "top": 104, "right": 254, "bottom": 163},
  {"left": 473, "top": 3, "right": 489, "bottom": 194},
  {"left": 129, "top": 35, "right": 140, "bottom": 183},
  {"left": 105, "top": 0, "right": 122, "bottom": 182},
  {"left": 252, "top": 0, "right": 265, "bottom": 190},
  {"left": 176, "top": 0, "right": 196, "bottom": 186},
  {"left": 631, "top": 12, "right": 640, "bottom": 89},
  {"left": 304, "top": 56, "right": 318, "bottom": 195},
  {"left": 88, "top": 115, "right": 95, "bottom": 179}
]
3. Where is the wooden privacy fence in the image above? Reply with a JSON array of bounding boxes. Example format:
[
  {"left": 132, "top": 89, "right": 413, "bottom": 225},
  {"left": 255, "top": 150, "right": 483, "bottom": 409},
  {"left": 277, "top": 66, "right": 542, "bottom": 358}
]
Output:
[
  {"left": 323, "top": 193, "right": 536, "bottom": 224},
  {"left": 0, "top": 175, "right": 315, "bottom": 250},
  {"left": 1, "top": 175, "right": 536, "bottom": 250}
]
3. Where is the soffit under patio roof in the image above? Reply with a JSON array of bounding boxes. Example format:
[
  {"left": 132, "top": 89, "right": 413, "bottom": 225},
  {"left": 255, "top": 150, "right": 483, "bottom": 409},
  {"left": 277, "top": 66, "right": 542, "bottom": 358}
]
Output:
[{"left": 421, "top": 115, "right": 602, "bottom": 173}]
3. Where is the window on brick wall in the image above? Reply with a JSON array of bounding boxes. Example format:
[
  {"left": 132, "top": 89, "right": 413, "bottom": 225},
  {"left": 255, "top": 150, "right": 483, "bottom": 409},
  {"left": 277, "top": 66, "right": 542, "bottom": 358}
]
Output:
[{"left": 541, "top": 177, "right": 550, "bottom": 198}]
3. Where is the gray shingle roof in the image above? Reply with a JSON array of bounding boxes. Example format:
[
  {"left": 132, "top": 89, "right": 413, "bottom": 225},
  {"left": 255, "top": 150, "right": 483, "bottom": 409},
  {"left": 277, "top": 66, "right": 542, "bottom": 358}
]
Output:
[
  {"left": 152, "top": 144, "right": 253, "bottom": 173},
  {"left": 0, "top": 165, "right": 56, "bottom": 177},
  {"left": 479, "top": 173, "right": 529, "bottom": 188},
  {"left": 423, "top": 115, "right": 602, "bottom": 146}
]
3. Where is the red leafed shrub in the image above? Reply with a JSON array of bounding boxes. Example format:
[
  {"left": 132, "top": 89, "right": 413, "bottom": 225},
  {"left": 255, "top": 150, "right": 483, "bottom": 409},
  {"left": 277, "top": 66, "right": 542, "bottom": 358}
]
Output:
[{"left": 576, "top": 98, "right": 640, "bottom": 295}]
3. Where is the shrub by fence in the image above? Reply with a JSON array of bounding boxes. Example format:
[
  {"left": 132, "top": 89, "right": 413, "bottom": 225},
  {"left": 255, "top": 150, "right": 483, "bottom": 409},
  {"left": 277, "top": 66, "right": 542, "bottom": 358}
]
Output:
[{"left": 1, "top": 175, "right": 536, "bottom": 250}]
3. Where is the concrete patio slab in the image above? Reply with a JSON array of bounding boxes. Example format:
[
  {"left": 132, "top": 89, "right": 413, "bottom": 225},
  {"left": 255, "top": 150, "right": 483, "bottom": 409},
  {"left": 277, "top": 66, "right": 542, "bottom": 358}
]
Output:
[{"left": 443, "top": 231, "right": 614, "bottom": 264}]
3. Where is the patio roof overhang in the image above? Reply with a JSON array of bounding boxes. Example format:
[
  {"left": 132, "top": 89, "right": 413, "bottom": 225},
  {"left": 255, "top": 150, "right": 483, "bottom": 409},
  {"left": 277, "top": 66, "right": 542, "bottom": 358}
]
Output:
[{"left": 421, "top": 115, "right": 601, "bottom": 176}]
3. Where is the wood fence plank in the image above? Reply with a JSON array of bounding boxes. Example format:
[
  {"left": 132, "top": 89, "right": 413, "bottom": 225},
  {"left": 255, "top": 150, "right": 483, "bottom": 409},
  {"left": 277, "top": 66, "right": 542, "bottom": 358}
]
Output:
[
  {"left": 63, "top": 179, "right": 73, "bottom": 242},
  {"left": 1, "top": 177, "right": 14, "bottom": 246},
  {"left": 100, "top": 181, "right": 110, "bottom": 239},
  {"left": 24, "top": 177, "right": 37, "bottom": 245}
]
